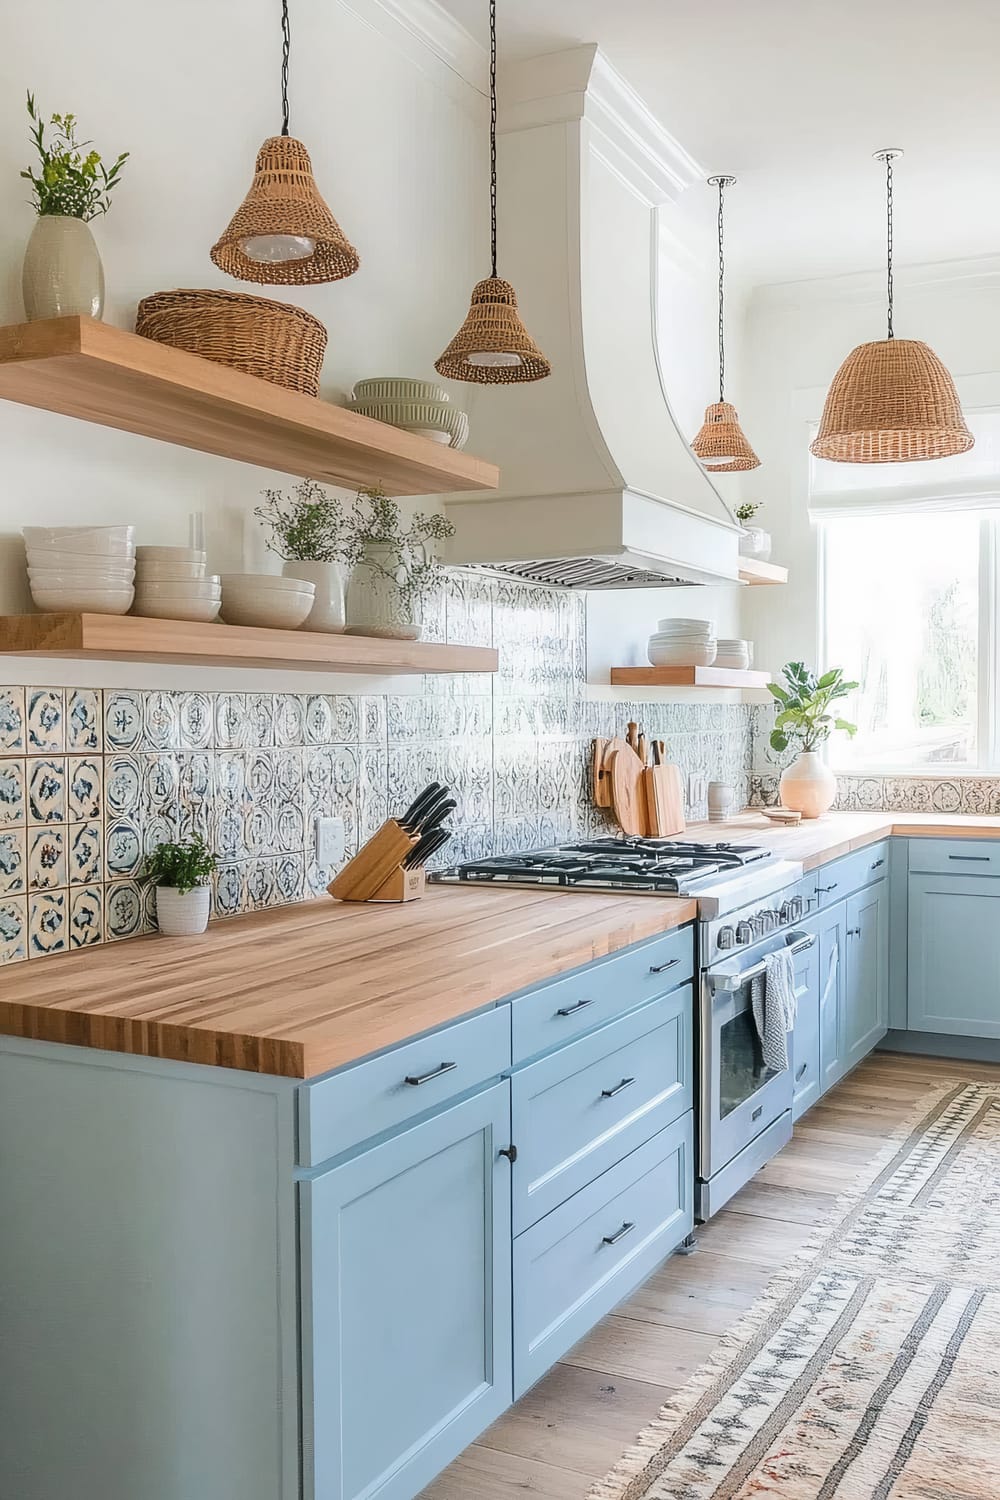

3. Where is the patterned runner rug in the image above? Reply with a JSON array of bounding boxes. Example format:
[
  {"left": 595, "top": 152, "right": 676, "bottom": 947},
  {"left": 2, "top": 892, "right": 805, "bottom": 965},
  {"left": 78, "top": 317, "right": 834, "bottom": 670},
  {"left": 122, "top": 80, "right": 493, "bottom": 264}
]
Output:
[{"left": 592, "top": 1080, "right": 1000, "bottom": 1500}]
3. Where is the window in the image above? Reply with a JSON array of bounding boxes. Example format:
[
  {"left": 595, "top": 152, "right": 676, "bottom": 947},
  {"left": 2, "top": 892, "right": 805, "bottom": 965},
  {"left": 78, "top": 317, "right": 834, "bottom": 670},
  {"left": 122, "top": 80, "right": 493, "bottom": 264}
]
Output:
[{"left": 821, "top": 512, "right": 985, "bottom": 771}]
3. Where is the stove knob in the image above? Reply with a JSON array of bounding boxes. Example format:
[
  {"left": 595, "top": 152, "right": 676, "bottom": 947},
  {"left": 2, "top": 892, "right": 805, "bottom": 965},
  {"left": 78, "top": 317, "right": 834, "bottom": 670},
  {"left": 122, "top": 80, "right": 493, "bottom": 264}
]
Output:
[
  {"left": 735, "top": 920, "right": 753, "bottom": 946},
  {"left": 779, "top": 900, "right": 794, "bottom": 924},
  {"left": 717, "top": 926, "right": 736, "bottom": 950},
  {"left": 789, "top": 896, "right": 805, "bottom": 921}
]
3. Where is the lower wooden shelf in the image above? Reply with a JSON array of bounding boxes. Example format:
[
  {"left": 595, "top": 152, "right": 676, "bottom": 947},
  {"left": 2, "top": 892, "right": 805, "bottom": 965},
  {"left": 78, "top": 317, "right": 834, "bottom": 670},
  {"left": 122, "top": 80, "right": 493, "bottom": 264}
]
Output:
[
  {"left": 610, "top": 666, "right": 771, "bottom": 689},
  {"left": 739, "top": 558, "right": 788, "bottom": 586},
  {"left": 0, "top": 613, "right": 498, "bottom": 675}
]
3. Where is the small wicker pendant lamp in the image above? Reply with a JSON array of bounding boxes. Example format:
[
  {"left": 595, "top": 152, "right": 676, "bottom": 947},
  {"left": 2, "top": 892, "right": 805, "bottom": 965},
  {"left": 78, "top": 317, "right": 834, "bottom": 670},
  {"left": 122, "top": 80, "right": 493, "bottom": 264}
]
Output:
[
  {"left": 691, "top": 175, "right": 760, "bottom": 473},
  {"left": 811, "top": 151, "right": 972, "bottom": 463},
  {"left": 210, "top": 0, "right": 359, "bottom": 286},
  {"left": 435, "top": 0, "right": 550, "bottom": 384}
]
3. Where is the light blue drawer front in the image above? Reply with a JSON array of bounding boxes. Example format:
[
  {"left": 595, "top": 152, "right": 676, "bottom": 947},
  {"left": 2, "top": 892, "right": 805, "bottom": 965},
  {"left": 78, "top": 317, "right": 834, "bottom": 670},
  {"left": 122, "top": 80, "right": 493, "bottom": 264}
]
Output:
[
  {"left": 814, "top": 841, "right": 889, "bottom": 909},
  {"left": 298, "top": 1006, "right": 511, "bottom": 1167},
  {"left": 511, "top": 985, "right": 692, "bottom": 1232},
  {"left": 907, "top": 837, "right": 1000, "bottom": 876},
  {"left": 511, "top": 923, "right": 694, "bottom": 1065},
  {"left": 513, "top": 1112, "right": 693, "bottom": 1397}
]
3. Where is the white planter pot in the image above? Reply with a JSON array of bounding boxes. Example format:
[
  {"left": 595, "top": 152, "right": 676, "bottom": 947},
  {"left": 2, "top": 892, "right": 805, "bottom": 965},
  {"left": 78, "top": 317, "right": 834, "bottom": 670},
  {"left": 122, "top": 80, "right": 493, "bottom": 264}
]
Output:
[
  {"left": 779, "top": 751, "right": 837, "bottom": 819},
  {"left": 345, "top": 543, "right": 423, "bottom": 640},
  {"left": 282, "top": 560, "right": 348, "bottom": 633},
  {"left": 738, "top": 527, "right": 771, "bottom": 561},
  {"left": 22, "top": 214, "right": 105, "bottom": 320},
  {"left": 155, "top": 884, "right": 212, "bottom": 936}
]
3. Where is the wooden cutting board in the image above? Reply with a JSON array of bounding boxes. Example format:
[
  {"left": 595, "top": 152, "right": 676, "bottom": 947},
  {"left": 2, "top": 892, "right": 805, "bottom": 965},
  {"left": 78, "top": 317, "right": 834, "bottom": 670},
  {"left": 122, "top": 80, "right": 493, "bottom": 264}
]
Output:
[
  {"left": 593, "top": 737, "right": 629, "bottom": 809},
  {"left": 643, "top": 763, "right": 686, "bottom": 837},
  {"left": 607, "top": 745, "right": 648, "bottom": 836}
]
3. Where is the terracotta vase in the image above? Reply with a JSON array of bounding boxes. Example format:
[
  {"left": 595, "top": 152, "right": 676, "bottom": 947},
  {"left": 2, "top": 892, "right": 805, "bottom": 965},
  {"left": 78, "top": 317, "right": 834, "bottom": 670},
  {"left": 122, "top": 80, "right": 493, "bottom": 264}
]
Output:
[
  {"left": 22, "top": 215, "right": 105, "bottom": 320},
  {"left": 779, "top": 751, "right": 837, "bottom": 819},
  {"left": 282, "top": 560, "right": 348, "bottom": 633},
  {"left": 345, "top": 543, "right": 423, "bottom": 640}
]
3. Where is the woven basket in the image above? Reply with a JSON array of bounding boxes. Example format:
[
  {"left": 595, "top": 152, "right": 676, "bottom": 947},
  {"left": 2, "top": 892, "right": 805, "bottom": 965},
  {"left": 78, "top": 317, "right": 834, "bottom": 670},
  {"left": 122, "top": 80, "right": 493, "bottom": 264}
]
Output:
[
  {"left": 435, "top": 277, "right": 550, "bottom": 384},
  {"left": 811, "top": 338, "right": 974, "bottom": 463},
  {"left": 135, "top": 288, "right": 327, "bottom": 396},
  {"left": 691, "top": 401, "right": 760, "bottom": 472}
]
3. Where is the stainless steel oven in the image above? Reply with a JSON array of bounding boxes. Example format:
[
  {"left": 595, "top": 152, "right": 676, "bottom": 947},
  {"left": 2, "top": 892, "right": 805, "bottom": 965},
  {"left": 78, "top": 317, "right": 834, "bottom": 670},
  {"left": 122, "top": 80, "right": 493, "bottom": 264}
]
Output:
[{"left": 697, "top": 926, "right": 816, "bottom": 1220}]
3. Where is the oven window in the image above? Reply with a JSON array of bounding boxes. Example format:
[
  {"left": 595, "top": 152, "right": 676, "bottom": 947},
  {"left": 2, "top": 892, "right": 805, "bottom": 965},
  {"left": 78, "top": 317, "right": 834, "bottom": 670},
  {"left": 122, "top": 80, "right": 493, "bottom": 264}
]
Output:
[{"left": 719, "top": 1008, "right": 779, "bottom": 1118}]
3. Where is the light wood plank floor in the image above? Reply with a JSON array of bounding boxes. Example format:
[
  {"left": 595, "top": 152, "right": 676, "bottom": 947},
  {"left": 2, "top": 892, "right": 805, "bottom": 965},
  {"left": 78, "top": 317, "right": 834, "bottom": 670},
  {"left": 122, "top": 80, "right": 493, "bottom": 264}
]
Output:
[{"left": 420, "top": 1050, "right": 1000, "bottom": 1499}]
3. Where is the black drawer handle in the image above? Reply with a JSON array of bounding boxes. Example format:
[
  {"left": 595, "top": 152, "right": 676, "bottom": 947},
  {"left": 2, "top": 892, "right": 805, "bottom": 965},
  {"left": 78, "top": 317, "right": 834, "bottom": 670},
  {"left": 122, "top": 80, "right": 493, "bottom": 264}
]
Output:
[
  {"left": 751, "top": 1105, "right": 763, "bottom": 1122},
  {"left": 404, "top": 1061, "right": 458, "bottom": 1087},
  {"left": 948, "top": 854, "right": 990, "bottom": 862},
  {"left": 601, "top": 1076, "right": 636, "bottom": 1099},
  {"left": 870, "top": 858, "right": 885, "bottom": 869},
  {"left": 816, "top": 883, "right": 838, "bottom": 893},
  {"left": 602, "top": 1221, "right": 635, "bottom": 1247},
  {"left": 796, "top": 1062, "right": 808, "bottom": 1081},
  {"left": 556, "top": 996, "right": 595, "bottom": 1018},
  {"left": 649, "top": 957, "right": 680, "bottom": 974}
]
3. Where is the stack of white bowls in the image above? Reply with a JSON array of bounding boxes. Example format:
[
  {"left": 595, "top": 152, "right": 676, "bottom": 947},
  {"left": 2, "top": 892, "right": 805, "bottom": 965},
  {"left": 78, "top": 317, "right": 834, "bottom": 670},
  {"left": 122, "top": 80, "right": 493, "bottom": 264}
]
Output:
[
  {"left": 647, "top": 617, "right": 717, "bottom": 668},
  {"left": 715, "top": 638, "right": 753, "bottom": 670},
  {"left": 220, "top": 574, "right": 316, "bottom": 630},
  {"left": 347, "top": 377, "right": 469, "bottom": 450},
  {"left": 24, "top": 525, "right": 136, "bottom": 614},
  {"left": 132, "top": 547, "right": 221, "bottom": 623}
]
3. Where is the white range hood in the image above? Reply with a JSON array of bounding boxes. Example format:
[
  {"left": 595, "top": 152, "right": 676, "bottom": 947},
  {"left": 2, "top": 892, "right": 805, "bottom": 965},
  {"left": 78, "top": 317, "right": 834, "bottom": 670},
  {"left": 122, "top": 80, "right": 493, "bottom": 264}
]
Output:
[{"left": 444, "top": 44, "right": 742, "bottom": 590}]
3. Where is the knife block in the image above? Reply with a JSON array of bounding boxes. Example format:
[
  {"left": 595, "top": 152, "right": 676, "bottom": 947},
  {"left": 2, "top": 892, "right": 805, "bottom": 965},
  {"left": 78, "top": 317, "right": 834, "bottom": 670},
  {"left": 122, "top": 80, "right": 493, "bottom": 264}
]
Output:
[{"left": 327, "top": 820, "right": 420, "bottom": 904}]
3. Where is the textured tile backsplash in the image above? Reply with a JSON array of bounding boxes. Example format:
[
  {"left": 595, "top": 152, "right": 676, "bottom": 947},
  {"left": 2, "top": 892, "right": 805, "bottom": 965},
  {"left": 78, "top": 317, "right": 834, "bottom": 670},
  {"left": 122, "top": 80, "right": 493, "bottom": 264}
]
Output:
[{"left": 0, "top": 577, "right": 753, "bottom": 965}]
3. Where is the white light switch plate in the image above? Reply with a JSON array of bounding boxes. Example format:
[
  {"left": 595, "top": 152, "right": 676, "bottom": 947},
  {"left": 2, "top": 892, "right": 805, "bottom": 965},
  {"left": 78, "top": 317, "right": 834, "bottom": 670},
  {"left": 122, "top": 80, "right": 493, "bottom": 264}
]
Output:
[
  {"left": 688, "top": 773, "right": 708, "bottom": 807},
  {"left": 315, "top": 816, "right": 346, "bottom": 868}
]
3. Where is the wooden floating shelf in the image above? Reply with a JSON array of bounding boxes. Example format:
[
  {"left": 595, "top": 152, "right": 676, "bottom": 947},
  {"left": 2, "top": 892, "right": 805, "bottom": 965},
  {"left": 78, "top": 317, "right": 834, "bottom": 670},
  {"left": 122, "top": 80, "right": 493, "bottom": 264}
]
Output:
[
  {"left": 0, "top": 316, "right": 499, "bottom": 497},
  {"left": 610, "top": 666, "right": 771, "bottom": 689},
  {"left": 739, "top": 558, "right": 788, "bottom": 586},
  {"left": 0, "top": 614, "right": 498, "bottom": 676}
]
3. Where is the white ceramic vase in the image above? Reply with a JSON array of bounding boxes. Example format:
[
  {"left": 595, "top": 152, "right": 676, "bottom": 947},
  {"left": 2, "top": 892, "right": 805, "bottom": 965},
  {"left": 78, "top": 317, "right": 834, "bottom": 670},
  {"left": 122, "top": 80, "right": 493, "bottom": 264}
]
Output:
[
  {"left": 779, "top": 751, "right": 837, "bottom": 819},
  {"left": 22, "top": 215, "right": 105, "bottom": 320},
  {"left": 282, "top": 560, "right": 348, "bottom": 633},
  {"left": 155, "top": 885, "right": 212, "bottom": 936},
  {"left": 345, "top": 543, "right": 423, "bottom": 640},
  {"left": 738, "top": 526, "right": 772, "bottom": 561}
]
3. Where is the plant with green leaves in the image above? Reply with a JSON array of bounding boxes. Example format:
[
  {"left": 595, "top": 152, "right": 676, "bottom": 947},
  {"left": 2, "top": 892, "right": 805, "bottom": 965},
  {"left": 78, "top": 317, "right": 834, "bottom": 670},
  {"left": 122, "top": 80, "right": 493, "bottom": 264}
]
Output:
[
  {"left": 255, "top": 479, "right": 353, "bottom": 563},
  {"left": 346, "top": 485, "right": 455, "bottom": 601},
  {"left": 22, "top": 92, "right": 128, "bottom": 220},
  {"left": 767, "top": 662, "right": 859, "bottom": 755},
  {"left": 144, "top": 837, "right": 216, "bottom": 894},
  {"left": 735, "top": 501, "right": 763, "bottom": 525}
]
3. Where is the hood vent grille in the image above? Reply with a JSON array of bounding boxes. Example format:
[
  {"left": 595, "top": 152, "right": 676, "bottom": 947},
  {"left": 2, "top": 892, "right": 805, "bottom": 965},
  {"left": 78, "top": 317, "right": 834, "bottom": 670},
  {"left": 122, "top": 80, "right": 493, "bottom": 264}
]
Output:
[{"left": 484, "top": 558, "right": 696, "bottom": 590}]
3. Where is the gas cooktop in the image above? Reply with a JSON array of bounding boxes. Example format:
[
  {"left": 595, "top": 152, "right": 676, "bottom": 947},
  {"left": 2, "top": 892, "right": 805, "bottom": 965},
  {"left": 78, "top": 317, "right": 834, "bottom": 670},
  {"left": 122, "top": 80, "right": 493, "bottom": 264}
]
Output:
[{"left": 432, "top": 837, "right": 774, "bottom": 895}]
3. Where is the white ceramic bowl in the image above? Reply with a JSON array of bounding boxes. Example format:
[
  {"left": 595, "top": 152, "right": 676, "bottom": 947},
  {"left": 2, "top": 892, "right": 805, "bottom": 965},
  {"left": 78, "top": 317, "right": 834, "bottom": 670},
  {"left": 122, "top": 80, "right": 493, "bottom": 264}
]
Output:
[
  {"left": 134, "top": 576, "right": 221, "bottom": 600},
  {"left": 132, "top": 596, "right": 221, "bottom": 623},
  {"left": 26, "top": 546, "right": 135, "bottom": 570},
  {"left": 220, "top": 585, "right": 315, "bottom": 630},
  {"left": 135, "top": 561, "right": 208, "bottom": 581},
  {"left": 135, "top": 546, "right": 206, "bottom": 564},
  {"left": 351, "top": 376, "right": 451, "bottom": 405},
  {"left": 30, "top": 584, "right": 134, "bottom": 614},
  {"left": 29, "top": 567, "right": 136, "bottom": 587},
  {"left": 656, "top": 617, "right": 714, "bottom": 634},
  {"left": 648, "top": 641, "right": 718, "bottom": 667},
  {"left": 222, "top": 572, "right": 321, "bottom": 595},
  {"left": 24, "top": 526, "right": 135, "bottom": 556}
]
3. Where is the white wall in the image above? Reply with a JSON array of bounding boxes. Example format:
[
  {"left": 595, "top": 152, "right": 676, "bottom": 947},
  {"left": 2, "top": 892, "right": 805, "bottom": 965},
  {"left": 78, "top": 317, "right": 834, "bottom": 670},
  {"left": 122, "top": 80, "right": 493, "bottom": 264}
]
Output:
[{"left": 0, "top": 0, "right": 486, "bottom": 689}]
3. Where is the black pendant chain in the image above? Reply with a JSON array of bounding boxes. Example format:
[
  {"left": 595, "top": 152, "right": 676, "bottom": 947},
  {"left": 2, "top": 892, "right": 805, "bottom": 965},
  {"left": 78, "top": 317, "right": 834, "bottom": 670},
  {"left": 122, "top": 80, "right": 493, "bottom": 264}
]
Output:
[
  {"left": 876, "top": 149, "right": 903, "bottom": 340},
  {"left": 280, "top": 0, "right": 291, "bottom": 136},
  {"left": 489, "top": 0, "right": 498, "bottom": 278},
  {"left": 708, "top": 175, "right": 736, "bottom": 404}
]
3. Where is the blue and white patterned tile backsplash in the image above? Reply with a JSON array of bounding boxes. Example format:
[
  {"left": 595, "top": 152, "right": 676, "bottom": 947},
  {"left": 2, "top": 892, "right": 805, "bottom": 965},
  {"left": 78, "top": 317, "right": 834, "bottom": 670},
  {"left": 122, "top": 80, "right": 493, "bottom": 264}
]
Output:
[{"left": 0, "top": 578, "right": 755, "bottom": 965}]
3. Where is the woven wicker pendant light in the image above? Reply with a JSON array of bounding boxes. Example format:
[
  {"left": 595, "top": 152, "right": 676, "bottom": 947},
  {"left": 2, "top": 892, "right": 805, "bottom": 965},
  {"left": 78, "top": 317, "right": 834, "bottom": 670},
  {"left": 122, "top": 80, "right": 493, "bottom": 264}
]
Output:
[
  {"left": 811, "top": 151, "right": 972, "bottom": 463},
  {"left": 435, "top": 0, "right": 550, "bottom": 384},
  {"left": 691, "top": 176, "right": 760, "bottom": 473},
  {"left": 210, "top": 0, "right": 359, "bottom": 286}
]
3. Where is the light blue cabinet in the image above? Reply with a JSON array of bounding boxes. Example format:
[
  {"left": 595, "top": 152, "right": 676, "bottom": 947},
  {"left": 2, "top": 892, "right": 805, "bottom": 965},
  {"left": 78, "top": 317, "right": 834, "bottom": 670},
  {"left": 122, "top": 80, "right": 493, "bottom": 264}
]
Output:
[
  {"left": 791, "top": 933, "right": 821, "bottom": 1121},
  {"left": 907, "top": 872, "right": 1000, "bottom": 1038},
  {"left": 300, "top": 1083, "right": 513, "bottom": 1500},
  {"left": 843, "top": 879, "right": 889, "bottom": 1070},
  {"left": 815, "top": 900, "right": 847, "bottom": 1092}
]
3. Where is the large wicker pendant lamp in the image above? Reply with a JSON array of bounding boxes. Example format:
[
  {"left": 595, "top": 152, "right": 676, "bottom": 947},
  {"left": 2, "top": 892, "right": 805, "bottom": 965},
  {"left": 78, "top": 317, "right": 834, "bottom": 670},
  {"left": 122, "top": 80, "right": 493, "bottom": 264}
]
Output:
[
  {"left": 811, "top": 151, "right": 972, "bottom": 463},
  {"left": 691, "top": 175, "right": 760, "bottom": 473},
  {"left": 435, "top": 0, "right": 550, "bottom": 384},
  {"left": 210, "top": 0, "right": 359, "bottom": 286}
]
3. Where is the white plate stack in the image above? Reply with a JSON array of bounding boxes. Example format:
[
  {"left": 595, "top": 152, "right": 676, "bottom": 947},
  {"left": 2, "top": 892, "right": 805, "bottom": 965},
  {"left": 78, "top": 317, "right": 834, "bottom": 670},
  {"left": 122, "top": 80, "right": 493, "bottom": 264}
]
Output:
[
  {"left": 24, "top": 525, "right": 136, "bottom": 614},
  {"left": 133, "top": 547, "right": 221, "bottom": 623},
  {"left": 714, "top": 638, "right": 753, "bottom": 670},
  {"left": 647, "top": 618, "right": 717, "bottom": 667}
]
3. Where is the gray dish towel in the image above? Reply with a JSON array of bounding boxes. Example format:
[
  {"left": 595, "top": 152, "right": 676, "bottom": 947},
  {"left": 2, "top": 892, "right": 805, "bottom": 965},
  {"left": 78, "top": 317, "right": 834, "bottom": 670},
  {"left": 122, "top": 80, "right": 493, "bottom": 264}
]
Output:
[{"left": 750, "top": 946, "right": 798, "bottom": 1072}]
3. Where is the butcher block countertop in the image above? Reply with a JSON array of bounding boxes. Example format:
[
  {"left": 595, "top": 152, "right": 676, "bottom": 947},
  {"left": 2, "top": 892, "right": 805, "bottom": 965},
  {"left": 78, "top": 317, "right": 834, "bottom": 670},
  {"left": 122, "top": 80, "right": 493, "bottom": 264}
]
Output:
[
  {"left": 0, "top": 885, "right": 697, "bottom": 1080},
  {"left": 689, "top": 809, "right": 1000, "bottom": 870}
]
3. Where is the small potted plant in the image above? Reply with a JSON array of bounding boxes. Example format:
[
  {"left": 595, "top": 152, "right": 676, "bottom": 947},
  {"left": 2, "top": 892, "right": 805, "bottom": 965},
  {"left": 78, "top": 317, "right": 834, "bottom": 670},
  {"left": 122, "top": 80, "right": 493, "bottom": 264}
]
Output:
[
  {"left": 343, "top": 485, "right": 455, "bottom": 639},
  {"left": 20, "top": 92, "right": 128, "bottom": 321},
  {"left": 145, "top": 837, "right": 217, "bottom": 936},
  {"left": 735, "top": 501, "right": 770, "bottom": 561},
  {"left": 768, "top": 662, "right": 858, "bottom": 818},
  {"left": 255, "top": 478, "right": 353, "bottom": 632}
]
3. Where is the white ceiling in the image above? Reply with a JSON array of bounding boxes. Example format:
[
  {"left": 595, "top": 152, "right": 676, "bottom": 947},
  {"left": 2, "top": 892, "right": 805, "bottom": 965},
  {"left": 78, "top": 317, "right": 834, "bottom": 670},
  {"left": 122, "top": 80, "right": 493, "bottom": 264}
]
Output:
[{"left": 439, "top": 0, "right": 1000, "bottom": 286}]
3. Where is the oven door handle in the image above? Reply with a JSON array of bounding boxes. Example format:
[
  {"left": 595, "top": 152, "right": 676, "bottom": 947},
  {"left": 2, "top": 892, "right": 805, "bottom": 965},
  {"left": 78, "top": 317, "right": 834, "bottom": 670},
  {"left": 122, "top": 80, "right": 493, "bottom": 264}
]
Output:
[{"left": 707, "top": 931, "right": 816, "bottom": 993}]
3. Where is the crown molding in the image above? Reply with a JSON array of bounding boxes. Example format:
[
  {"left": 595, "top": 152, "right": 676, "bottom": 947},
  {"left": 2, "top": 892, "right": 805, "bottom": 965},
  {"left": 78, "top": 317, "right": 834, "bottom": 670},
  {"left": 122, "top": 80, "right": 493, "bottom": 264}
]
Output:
[
  {"left": 752, "top": 253, "right": 1000, "bottom": 309},
  {"left": 338, "top": 0, "right": 487, "bottom": 112}
]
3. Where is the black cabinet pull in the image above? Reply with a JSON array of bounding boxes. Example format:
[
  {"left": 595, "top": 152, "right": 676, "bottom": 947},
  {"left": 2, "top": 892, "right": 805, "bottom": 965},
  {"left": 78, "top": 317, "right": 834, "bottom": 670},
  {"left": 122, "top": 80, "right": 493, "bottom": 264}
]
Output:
[
  {"left": 948, "top": 854, "right": 990, "bottom": 862},
  {"left": 601, "top": 1076, "right": 636, "bottom": 1099},
  {"left": 649, "top": 957, "right": 680, "bottom": 974},
  {"left": 870, "top": 858, "right": 885, "bottom": 869},
  {"left": 602, "top": 1221, "right": 635, "bottom": 1247},
  {"left": 847, "top": 926, "right": 861, "bottom": 938},
  {"left": 556, "top": 996, "right": 595, "bottom": 1018},
  {"left": 816, "top": 882, "right": 838, "bottom": 894},
  {"left": 498, "top": 1144, "right": 518, "bottom": 1164},
  {"left": 751, "top": 1105, "right": 763, "bottom": 1122},
  {"left": 403, "top": 1060, "right": 457, "bottom": 1087},
  {"left": 796, "top": 1062, "right": 808, "bottom": 1081}
]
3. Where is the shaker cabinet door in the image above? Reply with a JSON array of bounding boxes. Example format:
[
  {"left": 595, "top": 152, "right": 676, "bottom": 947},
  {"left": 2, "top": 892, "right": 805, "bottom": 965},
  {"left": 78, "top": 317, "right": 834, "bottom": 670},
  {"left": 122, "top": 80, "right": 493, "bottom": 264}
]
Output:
[
  {"left": 300, "top": 1083, "right": 513, "bottom": 1500},
  {"left": 908, "top": 873, "right": 1000, "bottom": 1039},
  {"left": 843, "top": 879, "right": 888, "bottom": 1071}
]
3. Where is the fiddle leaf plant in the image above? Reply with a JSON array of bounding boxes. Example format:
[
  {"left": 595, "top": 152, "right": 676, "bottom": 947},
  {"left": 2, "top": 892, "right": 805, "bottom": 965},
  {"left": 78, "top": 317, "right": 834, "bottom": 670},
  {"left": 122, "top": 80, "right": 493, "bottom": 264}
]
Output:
[
  {"left": 767, "top": 662, "right": 858, "bottom": 755},
  {"left": 144, "top": 837, "right": 216, "bottom": 895},
  {"left": 22, "top": 91, "right": 128, "bottom": 220}
]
